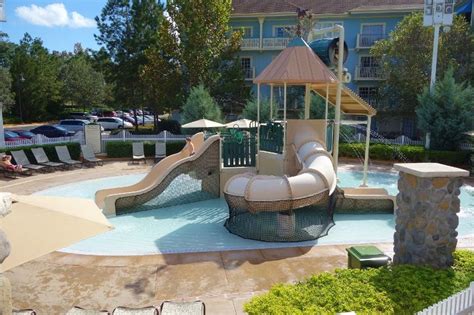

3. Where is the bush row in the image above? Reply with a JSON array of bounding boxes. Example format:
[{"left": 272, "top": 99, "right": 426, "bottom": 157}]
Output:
[
  {"left": 339, "top": 143, "right": 471, "bottom": 165},
  {"left": 105, "top": 141, "right": 186, "bottom": 158},
  {"left": 245, "top": 250, "right": 474, "bottom": 314},
  {"left": 0, "top": 142, "right": 81, "bottom": 163}
]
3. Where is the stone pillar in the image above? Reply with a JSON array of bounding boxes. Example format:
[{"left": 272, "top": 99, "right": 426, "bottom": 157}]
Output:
[{"left": 393, "top": 163, "right": 469, "bottom": 269}]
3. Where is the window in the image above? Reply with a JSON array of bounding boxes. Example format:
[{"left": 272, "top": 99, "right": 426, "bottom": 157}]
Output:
[
  {"left": 313, "top": 21, "right": 343, "bottom": 39},
  {"left": 273, "top": 26, "right": 292, "bottom": 38},
  {"left": 234, "top": 26, "right": 253, "bottom": 38},
  {"left": 360, "top": 56, "right": 379, "bottom": 68},
  {"left": 358, "top": 87, "right": 378, "bottom": 105},
  {"left": 361, "top": 24, "right": 384, "bottom": 35},
  {"left": 240, "top": 57, "right": 251, "bottom": 70}
]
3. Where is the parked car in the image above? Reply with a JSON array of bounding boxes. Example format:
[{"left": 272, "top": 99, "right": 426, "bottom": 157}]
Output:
[
  {"left": 4, "top": 131, "right": 29, "bottom": 142},
  {"left": 102, "top": 111, "right": 117, "bottom": 117},
  {"left": 30, "top": 125, "right": 75, "bottom": 138},
  {"left": 68, "top": 112, "right": 98, "bottom": 122},
  {"left": 119, "top": 115, "right": 136, "bottom": 125},
  {"left": 97, "top": 117, "right": 133, "bottom": 130},
  {"left": 57, "top": 119, "right": 93, "bottom": 134},
  {"left": 11, "top": 130, "right": 36, "bottom": 139}
]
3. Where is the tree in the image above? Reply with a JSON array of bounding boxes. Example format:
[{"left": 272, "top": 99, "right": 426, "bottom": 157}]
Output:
[
  {"left": 372, "top": 13, "right": 474, "bottom": 115},
  {"left": 9, "top": 34, "right": 62, "bottom": 121},
  {"left": 182, "top": 85, "right": 222, "bottom": 123},
  {"left": 416, "top": 68, "right": 474, "bottom": 150},
  {"left": 166, "top": 0, "right": 242, "bottom": 90},
  {"left": 140, "top": 17, "right": 183, "bottom": 121},
  {"left": 242, "top": 98, "right": 276, "bottom": 122},
  {"left": 95, "top": 0, "right": 165, "bottom": 110},
  {"left": 0, "top": 67, "right": 14, "bottom": 110},
  {"left": 298, "top": 93, "right": 334, "bottom": 119}
]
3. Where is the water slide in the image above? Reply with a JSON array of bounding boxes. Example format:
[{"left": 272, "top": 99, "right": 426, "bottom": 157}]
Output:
[
  {"left": 95, "top": 132, "right": 220, "bottom": 216},
  {"left": 224, "top": 125, "right": 337, "bottom": 213}
]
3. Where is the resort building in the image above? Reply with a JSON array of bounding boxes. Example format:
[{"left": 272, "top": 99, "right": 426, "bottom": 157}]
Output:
[{"left": 230, "top": 0, "right": 425, "bottom": 136}]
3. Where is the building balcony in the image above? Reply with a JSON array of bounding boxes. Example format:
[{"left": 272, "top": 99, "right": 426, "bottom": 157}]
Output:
[
  {"left": 354, "top": 66, "right": 385, "bottom": 81},
  {"left": 240, "top": 37, "right": 291, "bottom": 50},
  {"left": 356, "top": 33, "right": 387, "bottom": 49},
  {"left": 243, "top": 67, "right": 255, "bottom": 80}
]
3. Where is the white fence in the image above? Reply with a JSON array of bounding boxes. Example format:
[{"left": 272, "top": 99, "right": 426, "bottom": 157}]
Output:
[
  {"left": 101, "top": 130, "right": 187, "bottom": 152},
  {"left": 417, "top": 282, "right": 474, "bottom": 315},
  {"left": 349, "top": 133, "right": 473, "bottom": 151},
  {"left": 4, "top": 132, "right": 85, "bottom": 149}
]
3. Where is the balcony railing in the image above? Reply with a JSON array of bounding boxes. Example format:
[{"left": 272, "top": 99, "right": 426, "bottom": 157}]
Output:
[
  {"left": 241, "top": 38, "right": 260, "bottom": 50},
  {"left": 355, "top": 66, "right": 384, "bottom": 80},
  {"left": 356, "top": 33, "right": 387, "bottom": 49},
  {"left": 240, "top": 37, "right": 291, "bottom": 50},
  {"left": 243, "top": 67, "right": 255, "bottom": 80}
]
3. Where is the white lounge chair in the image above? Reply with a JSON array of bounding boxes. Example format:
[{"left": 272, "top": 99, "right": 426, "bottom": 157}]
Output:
[
  {"left": 81, "top": 145, "right": 104, "bottom": 166},
  {"left": 132, "top": 142, "right": 146, "bottom": 164},
  {"left": 31, "top": 148, "right": 65, "bottom": 170},
  {"left": 154, "top": 142, "right": 166, "bottom": 162},
  {"left": 65, "top": 306, "right": 109, "bottom": 315},
  {"left": 112, "top": 306, "right": 158, "bottom": 315},
  {"left": 160, "top": 300, "right": 205, "bottom": 315},
  {"left": 10, "top": 150, "right": 47, "bottom": 173},
  {"left": 56, "top": 146, "right": 82, "bottom": 168}
]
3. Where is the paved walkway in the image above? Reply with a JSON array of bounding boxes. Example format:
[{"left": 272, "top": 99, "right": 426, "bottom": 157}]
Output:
[{"left": 1, "top": 161, "right": 473, "bottom": 314}]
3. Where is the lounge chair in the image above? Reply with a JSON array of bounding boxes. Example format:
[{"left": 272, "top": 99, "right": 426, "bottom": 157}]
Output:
[
  {"left": 160, "top": 300, "right": 205, "bottom": 315},
  {"left": 132, "top": 142, "right": 146, "bottom": 164},
  {"left": 66, "top": 307, "right": 109, "bottom": 315},
  {"left": 12, "top": 309, "right": 37, "bottom": 315},
  {"left": 10, "top": 150, "right": 47, "bottom": 173},
  {"left": 55, "top": 146, "right": 82, "bottom": 168},
  {"left": 31, "top": 148, "right": 65, "bottom": 170},
  {"left": 154, "top": 142, "right": 166, "bottom": 162},
  {"left": 112, "top": 306, "right": 158, "bottom": 315},
  {"left": 81, "top": 145, "right": 104, "bottom": 166}
]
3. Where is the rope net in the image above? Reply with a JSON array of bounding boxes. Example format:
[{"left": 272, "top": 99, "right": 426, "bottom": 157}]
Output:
[{"left": 224, "top": 193, "right": 336, "bottom": 242}]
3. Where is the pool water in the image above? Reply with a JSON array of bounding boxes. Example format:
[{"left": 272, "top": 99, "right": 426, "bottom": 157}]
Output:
[{"left": 36, "top": 170, "right": 474, "bottom": 255}]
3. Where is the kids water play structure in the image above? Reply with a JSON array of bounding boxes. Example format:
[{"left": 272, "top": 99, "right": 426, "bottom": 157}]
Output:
[{"left": 95, "top": 34, "right": 393, "bottom": 241}]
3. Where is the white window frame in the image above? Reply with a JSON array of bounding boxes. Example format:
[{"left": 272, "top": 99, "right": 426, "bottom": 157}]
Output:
[
  {"left": 359, "top": 55, "right": 380, "bottom": 68},
  {"left": 240, "top": 56, "right": 253, "bottom": 69},
  {"left": 272, "top": 25, "right": 293, "bottom": 38},
  {"left": 360, "top": 23, "right": 386, "bottom": 35},
  {"left": 358, "top": 86, "right": 379, "bottom": 99}
]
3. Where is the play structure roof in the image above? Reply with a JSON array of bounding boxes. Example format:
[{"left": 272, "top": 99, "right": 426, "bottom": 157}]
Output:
[
  {"left": 254, "top": 37, "right": 338, "bottom": 85},
  {"left": 0, "top": 194, "right": 112, "bottom": 272},
  {"left": 181, "top": 119, "right": 225, "bottom": 129},
  {"left": 312, "top": 84, "right": 377, "bottom": 116}
]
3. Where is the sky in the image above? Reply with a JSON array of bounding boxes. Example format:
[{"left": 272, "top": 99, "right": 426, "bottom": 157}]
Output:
[{"left": 1, "top": 0, "right": 108, "bottom": 52}]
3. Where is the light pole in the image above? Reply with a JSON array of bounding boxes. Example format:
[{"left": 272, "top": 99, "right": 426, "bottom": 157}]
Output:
[{"left": 423, "top": 0, "right": 455, "bottom": 149}]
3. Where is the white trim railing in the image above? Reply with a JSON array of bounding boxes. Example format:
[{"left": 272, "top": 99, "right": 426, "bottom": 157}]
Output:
[
  {"left": 241, "top": 38, "right": 260, "bottom": 50},
  {"left": 348, "top": 133, "right": 473, "bottom": 151},
  {"left": 417, "top": 282, "right": 474, "bottom": 315},
  {"left": 4, "top": 132, "right": 85, "bottom": 149}
]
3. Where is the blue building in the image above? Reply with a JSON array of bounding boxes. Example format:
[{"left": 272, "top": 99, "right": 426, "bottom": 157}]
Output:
[{"left": 230, "top": 0, "right": 425, "bottom": 136}]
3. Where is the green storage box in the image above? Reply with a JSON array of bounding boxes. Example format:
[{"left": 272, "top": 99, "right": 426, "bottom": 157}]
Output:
[{"left": 346, "top": 246, "right": 390, "bottom": 269}]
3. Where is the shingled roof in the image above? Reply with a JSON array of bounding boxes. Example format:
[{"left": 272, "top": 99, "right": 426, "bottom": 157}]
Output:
[{"left": 232, "top": 0, "right": 424, "bottom": 15}]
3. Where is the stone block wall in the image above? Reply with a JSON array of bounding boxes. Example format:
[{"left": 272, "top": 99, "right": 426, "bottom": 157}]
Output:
[{"left": 394, "top": 172, "right": 463, "bottom": 268}]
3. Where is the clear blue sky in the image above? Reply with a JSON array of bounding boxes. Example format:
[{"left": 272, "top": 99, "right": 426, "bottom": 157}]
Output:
[{"left": 1, "top": 0, "right": 107, "bottom": 52}]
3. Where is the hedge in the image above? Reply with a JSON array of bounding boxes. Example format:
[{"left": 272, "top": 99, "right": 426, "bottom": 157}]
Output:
[
  {"left": 245, "top": 250, "right": 474, "bottom": 315},
  {"left": 0, "top": 142, "right": 81, "bottom": 164},
  {"left": 339, "top": 143, "right": 470, "bottom": 166},
  {"left": 105, "top": 141, "right": 186, "bottom": 158}
]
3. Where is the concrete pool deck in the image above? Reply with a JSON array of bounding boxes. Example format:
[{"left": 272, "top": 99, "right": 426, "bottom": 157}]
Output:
[{"left": 1, "top": 161, "right": 473, "bottom": 314}]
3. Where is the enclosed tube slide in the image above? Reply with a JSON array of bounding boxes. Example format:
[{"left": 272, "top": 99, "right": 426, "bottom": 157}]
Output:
[
  {"left": 95, "top": 132, "right": 217, "bottom": 216},
  {"left": 224, "top": 126, "right": 336, "bottom": 213}
]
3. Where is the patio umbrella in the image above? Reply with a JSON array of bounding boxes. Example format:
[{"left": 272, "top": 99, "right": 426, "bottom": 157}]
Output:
[
  {"left": 225, "top": 119, "right": 254, "bottom": 129},
  {"left": 0, "top": 194, "right": 113, "bottom": 272},
  {"left": 181, "top": 119, "right": 225, "bottom": 129}
]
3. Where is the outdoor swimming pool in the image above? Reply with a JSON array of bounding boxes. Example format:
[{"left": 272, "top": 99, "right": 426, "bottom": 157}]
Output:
[{"left": 36, "top": 170, "right": 474, "bottom": 255}]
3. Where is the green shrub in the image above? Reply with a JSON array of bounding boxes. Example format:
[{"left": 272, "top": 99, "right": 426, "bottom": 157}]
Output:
[
  {"left": 105, "top": 141, "right": 185, "bottom": 158},
  {"left": 245, "top": 250, "right": 474, "bottom": 315},
  {"left": 0, "top": 142, "right": 81, "bottom": 163},
  {"left": 339, "top": 143, "right": 470, "bottom": 166}
]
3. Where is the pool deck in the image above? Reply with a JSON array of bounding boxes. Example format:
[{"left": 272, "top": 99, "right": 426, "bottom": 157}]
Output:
[{"left": 1, "top": 161, "right": 473, "bottom": 314}]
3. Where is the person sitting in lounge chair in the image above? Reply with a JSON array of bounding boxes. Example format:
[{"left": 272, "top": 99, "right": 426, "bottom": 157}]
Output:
[
  {"left": 0, "top": 154, "right": 23, "bottom": 172},
  {"left": 185, "top": 137, "right": 195, "bottom": 156}
]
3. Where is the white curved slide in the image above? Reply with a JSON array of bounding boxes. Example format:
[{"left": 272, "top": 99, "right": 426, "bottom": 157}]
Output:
[
  {"left": 224, "top": 126, "right": 336, "bottom": 212},
  {"left": 95, "top": 132, "right": 218, "bottom": 216}
]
